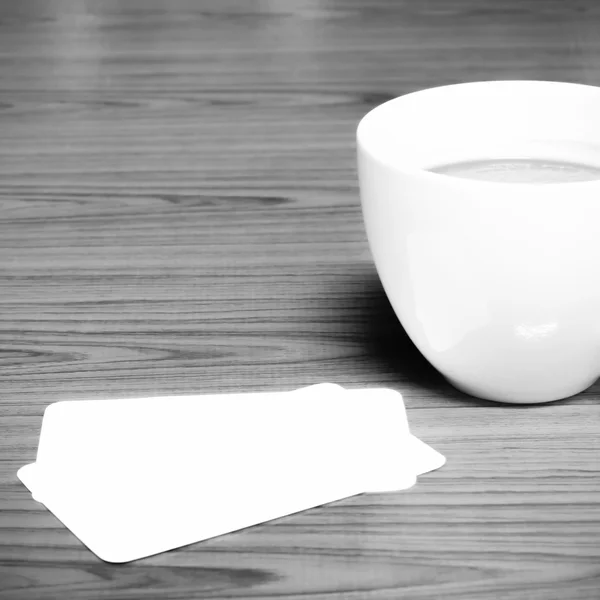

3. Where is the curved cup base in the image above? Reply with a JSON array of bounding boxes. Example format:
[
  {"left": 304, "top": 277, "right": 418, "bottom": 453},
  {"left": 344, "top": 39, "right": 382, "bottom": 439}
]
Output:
[{"left": 444, "top": 374, "right": 599, "bottom": 404}]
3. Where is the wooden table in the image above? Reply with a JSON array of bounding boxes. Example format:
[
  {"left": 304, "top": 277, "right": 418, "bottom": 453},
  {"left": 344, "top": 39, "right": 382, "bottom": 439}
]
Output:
[{"left": 2, "top": 1, "right": 599, "bottom": 598}]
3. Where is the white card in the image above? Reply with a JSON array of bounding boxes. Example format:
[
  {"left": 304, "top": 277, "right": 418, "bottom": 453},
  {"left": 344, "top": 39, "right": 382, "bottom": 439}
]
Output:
[
  {"left": 34, "top": 383, "right": 346, "bottom": 474},
  {"left": 18, "top": 384, "right": 445, "bottom": 563},
  {"left": 19, "top": 441, "right": 365, "bottom": 563}
]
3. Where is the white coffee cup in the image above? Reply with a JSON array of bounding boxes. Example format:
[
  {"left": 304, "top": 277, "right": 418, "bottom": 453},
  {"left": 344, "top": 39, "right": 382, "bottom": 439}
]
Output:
[{"left": 357, "top": 80, "right": 600, "bottom": 404}]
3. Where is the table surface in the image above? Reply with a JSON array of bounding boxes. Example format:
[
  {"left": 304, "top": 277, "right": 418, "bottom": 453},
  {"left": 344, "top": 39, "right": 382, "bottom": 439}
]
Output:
[{"left": 2, "top": 1, "right": 599, "bottom": 599}]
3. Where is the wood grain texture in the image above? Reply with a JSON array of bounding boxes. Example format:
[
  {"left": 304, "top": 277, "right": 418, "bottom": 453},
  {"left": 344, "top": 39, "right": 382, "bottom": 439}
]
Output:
[{"left": 1, "top": 1, "right": 599, "bottom": 598}]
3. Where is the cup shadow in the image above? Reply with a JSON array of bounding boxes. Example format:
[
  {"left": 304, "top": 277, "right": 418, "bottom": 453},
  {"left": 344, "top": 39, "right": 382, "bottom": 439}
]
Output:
[{"left": 353, "top": 269, "right": 443, "bottom": 390}]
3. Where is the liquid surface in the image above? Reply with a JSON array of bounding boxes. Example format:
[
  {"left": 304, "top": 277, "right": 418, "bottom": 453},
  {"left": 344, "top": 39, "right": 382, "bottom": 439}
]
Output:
[{"left": 428, "top": 158, "right": 600, "bottom": 183}]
